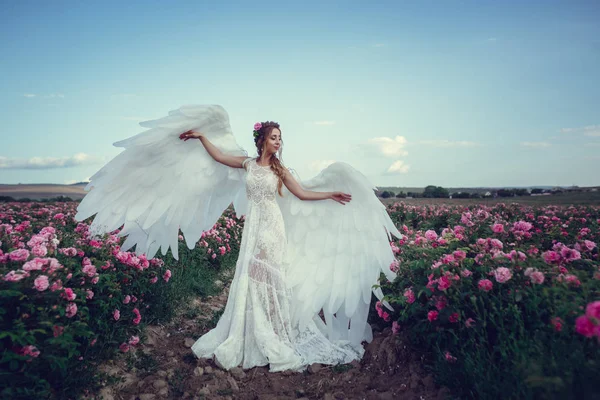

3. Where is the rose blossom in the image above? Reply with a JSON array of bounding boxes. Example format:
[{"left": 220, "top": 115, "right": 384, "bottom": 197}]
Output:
[
  {"left": 65, "top": 302, "right": 77, "bottom": 318},
  {"left": 163, "top": 269, "right": 172, "bottom": 282},
  {"left": 478, "top": 279, "right": 493, "bottom": 292},
  {"left": 586, "top": 301, "right": 600, "bottom": 321},
  {"left": 113, "top": 309, "right": 120, "bottom": 321},
  {"left": 493, "top": 267, "right": 512, "bottom": 283},
  {"left": 53, "top": 325, "right": 65, "bottom": 337},
  {"left": 444, "top": 351, "right": 457, "bottom": 363},
  {"left": 491, "top": 223, "right": 505, "bottom": 233},
  {"left": 9, "top": 248, "right": 30, "bottom": 262},
  {"left": 119, "top": 343, "right": 130, "bottom": 352},
  {"left": 403, "top": 288, "right": 415, "bottom": 304},
  {"left": 425, "top": 230, "right": 438, "bottom": 241},
  {"left": 62, "top": 288, "right": 76, "bottom": 301},
  {"left": 128, "top": 335, "right": 140, "bottom": 346},
  {"left": 551, "top": 317, "right": 563, "bottom": 332},
  {"left": 427, "top": 310, "right": 439, "bottom": 322},
  {"left": 575, "top": 316, "right": 595, "bottom": 338},
  {"left": 527, "top": 271, "right": 544, "bottom": 285},
  {"left": 34, "top": 275, "right": 49, "bottom": 291},
  {"left": 392, "top": 321, "right": 400, "bottom": 335}
]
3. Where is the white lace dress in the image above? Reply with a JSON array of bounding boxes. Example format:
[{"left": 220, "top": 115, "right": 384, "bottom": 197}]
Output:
[{"left": 191, "top": 157, "right": 364, "bottom": 372}]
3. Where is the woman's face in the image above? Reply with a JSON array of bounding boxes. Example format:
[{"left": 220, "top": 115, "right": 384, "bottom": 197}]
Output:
[{"left": 263, "top": 128, "right": 281, "bottom": 155}]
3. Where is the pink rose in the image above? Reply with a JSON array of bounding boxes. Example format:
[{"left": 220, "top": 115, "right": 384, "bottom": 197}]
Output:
[
  {"left": 575, "top": 316, "right": 595, "bottom": 338},
  {"left": 427, "top": 311, "right": 439, "bottom": 322},
  {"left": 493, "top": 267, "right": 512, "bottom": 283},
  {"left": 113, "top": 309, "right": 120, "bottom": 321},
  {"left": 551, "top": 317, "right": 563, "bottom": 332},
  {"left": 53, "top": 325, "right": 65, "bottom": 337},
  {"left": 253, "top": 122, "right": 262, "bottom": 130},
  {"left": 62, "top": 288, "right": 76, "bottom": 301},
  {"left": 530, "top": 271, "right": 544, "bottom": 285},
  {"left": 33, "top": 275, "right": 49, "bottom": 291},
  {"left": 31, "top": 245, "right": 47, "bottom": 257},
  {"left": 403, "top": 288, "right": 415, "bottom": 304},
  {"left": 491, "top": 223, "right": 505, "bottom": 234},
  {"left": 163, "top": 269, "right": 172, "bottom": 283},
  {"left": 478, "top": 279, "right": 493, "bottom": 292},
  {"left": 65, "top": 302, "right": 77, "bottom": 318},
  {"left": 392, "top": 321, "right": 400, "bottom": 335},
  {"left": 444, "top": 351, "right": 457, "bottom": 363},
  {"left": 425, "top": 230, "right": 438, "bottom": 241},
  {"left": 22, "top": 345, "right": 40, "bottom": 358},
  {"left": 449, "top": 313, "right": 459, "bottom": 323},
  {"left": 586, "top": 301, "right": 600, "bottom": 321},
  {"left": 128, "top": 335, "right": 140, "bottom": 346},
  {"left": 119, "top": 343, "right": 130, "bottom": 353},
  {"left": 9, "top": 248, "right": 30, "bottom": 262},
  {"left": 123, "top": 295, "right": 131, "bottom": 304}
]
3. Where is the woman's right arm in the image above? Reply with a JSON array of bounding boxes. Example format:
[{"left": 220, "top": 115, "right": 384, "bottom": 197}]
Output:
[{"left": 179, "top": 130, "right": 248, "bottom": 169}]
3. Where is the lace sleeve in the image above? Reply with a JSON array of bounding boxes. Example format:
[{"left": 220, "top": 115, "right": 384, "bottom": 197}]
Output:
[{"left": 242, "top": 157, "right": 253, "bottom": 171}]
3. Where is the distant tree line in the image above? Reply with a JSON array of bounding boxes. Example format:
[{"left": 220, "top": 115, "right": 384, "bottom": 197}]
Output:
[{"left": 376, "top": 185, "right": 561, "bottom": 199}]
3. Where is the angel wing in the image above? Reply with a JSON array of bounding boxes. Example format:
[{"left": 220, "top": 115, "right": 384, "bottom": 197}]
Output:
[
  {"left": 75, "top": 104, "right": 248, "bottom": 260},
  {"left": 279, "top": 163, "right": 401, "bottom": 345}
]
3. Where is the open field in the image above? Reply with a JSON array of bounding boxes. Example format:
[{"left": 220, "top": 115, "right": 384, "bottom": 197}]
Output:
[
  {"left": 381, "top": 191, "right": 600, "bottom": 206},
  {"left": 0, "top": 183, "right": 87, "bottom": 200}
]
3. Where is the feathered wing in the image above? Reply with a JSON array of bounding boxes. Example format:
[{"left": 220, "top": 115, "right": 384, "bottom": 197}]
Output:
[
  {"left": 75, "top": 104, "right": 248, "bottom": 260},
  {"left": 279, "top": 163, "right": 401, "bottom": 345}
]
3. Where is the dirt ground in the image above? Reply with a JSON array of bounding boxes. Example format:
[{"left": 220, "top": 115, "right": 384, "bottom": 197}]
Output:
[{"left": 90, "top": 281, "right": 450, "bottom": 400}]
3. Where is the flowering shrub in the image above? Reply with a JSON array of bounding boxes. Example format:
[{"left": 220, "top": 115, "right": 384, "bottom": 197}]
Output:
[
  {"left": 380, "top": 202, "right": 600, "bottom": 399},
  {"left": 0, "top": 202, "right": 241, "bottom": 399}
]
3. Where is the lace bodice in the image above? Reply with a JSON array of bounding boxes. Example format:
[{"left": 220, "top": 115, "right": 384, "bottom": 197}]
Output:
[{"left": 244, "top": 158, "right": 279, "bottom": 205}]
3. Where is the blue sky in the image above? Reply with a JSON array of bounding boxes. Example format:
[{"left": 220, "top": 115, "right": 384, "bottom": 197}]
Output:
[{"left": 1, "top": 0, "right": 599, "bottom": 187}]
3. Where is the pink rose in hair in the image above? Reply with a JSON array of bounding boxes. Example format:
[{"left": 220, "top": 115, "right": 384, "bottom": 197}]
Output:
[{"left": 254, "top": 122, "right": 262, "bottom": 130}]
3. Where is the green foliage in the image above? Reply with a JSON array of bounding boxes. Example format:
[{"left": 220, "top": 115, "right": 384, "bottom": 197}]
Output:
[
  {"left": 379, "top": 203, "right": 600, "bottom": 399},
  {"left": 0, "top": 203, "right": 241, "bottom": 399}
]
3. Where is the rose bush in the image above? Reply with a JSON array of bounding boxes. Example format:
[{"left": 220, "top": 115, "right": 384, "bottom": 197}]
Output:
[
  {"left": 379, "top": 202, "right": 600, "bottom": 399},
  {"left": 0, "top": 201, "right": 241, "bottom": 399}
]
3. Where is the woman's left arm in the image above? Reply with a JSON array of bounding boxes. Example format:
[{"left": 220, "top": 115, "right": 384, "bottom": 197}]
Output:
[{"left": 282, "top": 169, "right": 352, "bottom": 205}]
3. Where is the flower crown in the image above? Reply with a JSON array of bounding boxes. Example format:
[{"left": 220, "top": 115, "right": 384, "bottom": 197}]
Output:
[{"left": 252, "top": 122, "right": 262, "bottom": 139}]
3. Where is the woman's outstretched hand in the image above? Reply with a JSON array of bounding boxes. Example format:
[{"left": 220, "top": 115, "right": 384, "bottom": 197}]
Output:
[
  {"left": 179, "top": 130, "right": 203, "bottom": 141},
  {"left": 331, "top": 192, "right": 352, "bottom": 205}
]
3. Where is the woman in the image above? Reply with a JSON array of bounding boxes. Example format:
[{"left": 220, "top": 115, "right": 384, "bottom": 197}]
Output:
[
  {"left": 180, "top": 121, "right": 360, "bottom": 371},
  {"left": 75, "top": 104, "right": 400, "bottom": 372}
]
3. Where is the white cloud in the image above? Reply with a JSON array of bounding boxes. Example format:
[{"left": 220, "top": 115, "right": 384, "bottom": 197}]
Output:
[
  {"left": 309, "top": 160, "right": 335, "bottom": 172},
  {"left": 386, "top": 160, "right": 410, "bottom": 174},
  {"left": 313, "top": 121, "right": 336, "bottom": 126},
  {"left": 22, "top": 93, "right": 64, "bottom": 99},
  {"left": 64, "top": 177, "right": 91, "bottom": 185},
  {"left": 560, "top": 124, "right": 600, "bottom": 137},
  {"left": 0, "top": 153, "right": 102, "bottom": 170},
  {"left": 520, "top": 141, "right": 552, "bottom": 148},
  {"left": 367, "top": 136, "right": 408, "bottom": 157},
  {"left": 418, "top": 140, "right": 480, "bottom": 148}
]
